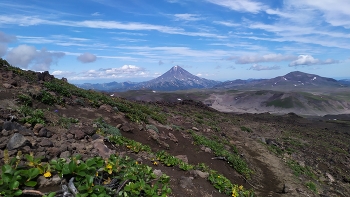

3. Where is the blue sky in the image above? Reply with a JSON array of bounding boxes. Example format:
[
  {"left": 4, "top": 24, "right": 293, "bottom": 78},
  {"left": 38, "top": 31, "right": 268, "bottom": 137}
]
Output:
[{"left": 0, "top": 0, "right": 349, "bottom": 83}]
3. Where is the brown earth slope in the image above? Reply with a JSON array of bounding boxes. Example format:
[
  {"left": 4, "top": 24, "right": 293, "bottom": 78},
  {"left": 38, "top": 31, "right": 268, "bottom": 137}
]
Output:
[{"left": 0, "top": 60, "right": 349, "bottom": 197}]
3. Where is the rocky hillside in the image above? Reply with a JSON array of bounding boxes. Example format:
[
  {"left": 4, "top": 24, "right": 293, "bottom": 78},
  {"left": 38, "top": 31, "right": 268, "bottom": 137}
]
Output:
[
  {"left": 205, "top": 90, "right": 350, "bottom": 116},
  {"left": 214, "top": 71, "right": 347, "bottom": 90},
  {"left": 0, "top": 58, "right": 349, "bottom": 197}
]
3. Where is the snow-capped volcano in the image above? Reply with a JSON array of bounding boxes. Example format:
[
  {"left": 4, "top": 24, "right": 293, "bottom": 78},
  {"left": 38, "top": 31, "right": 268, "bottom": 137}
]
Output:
[{"left": 135, "top": 66, "right": 219, "bottom": 91}]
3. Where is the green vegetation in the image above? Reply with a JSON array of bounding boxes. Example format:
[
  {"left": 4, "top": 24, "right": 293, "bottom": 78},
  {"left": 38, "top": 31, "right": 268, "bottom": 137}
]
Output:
[
  {"left": 95, "top": 117, "right": 121, "bottom": 136},
  {"left": 188, "top": 130, "right": 253, "bottom": 178},
  {"left": 17, "top": 94, "right": 32, "bottom": 106},
  {"left": 17, "top": 105, "right": 45, "bottom": 126},
  {"left": 305, "top": 181, "right": 317, "bottom": 192},
  {"left": 286, "top": 159, "right": 316, "bottom": 179},
  {"left": 56, "top": 116, "right": 79, "bottom": 129},
  {"left": 109, "top": 135, "right": 255, "bottom": 196},
  {"left": 266, "top": 97, "right": 294, "bottom": 108},
  {"left": 240, "top": 126, "right": 252, "bottom": 133},
  {"left": 1, "top": 150, "right": 171, "bottom": 197},
  {"left": 145, "top": 124, "right": 158, "bottom": 133},
  {"left": 25, "top": 78, "right": 167, "bottom": 124}
]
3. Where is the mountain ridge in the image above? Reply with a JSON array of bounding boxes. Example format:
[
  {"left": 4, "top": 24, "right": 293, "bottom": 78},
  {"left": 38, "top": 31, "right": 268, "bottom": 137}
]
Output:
[{"left": 76, "top": 69, "right": 348, "bottom": 92}]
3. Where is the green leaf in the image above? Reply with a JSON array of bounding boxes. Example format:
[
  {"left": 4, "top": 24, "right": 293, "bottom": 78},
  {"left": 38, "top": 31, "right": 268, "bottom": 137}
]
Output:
[
  {"left": 47, "top": 192, "right": 56, "bottom": 197},
  {"left": 69, "top": 161, "right": 76, "bottom": 173},
  {"left": 25, "top": 181, "right": 37, "bottom": 187},
  {"left": 10, "top": 180, "right": 19, "bottom": 190},
  {"left": 14, "top": 190, "right": 23, "bottom": 196},
  {"left": 3, "top": 165, "right": 14, "bottom": 174},
  {"left": 86, "top": 158, "right": 96, "bottom": 167},
  {"left": 28, "top": 168, "right": 40, "bottom": 179},
  {"left": 76, "top": 171, "right": 87, "bottom": 177}
]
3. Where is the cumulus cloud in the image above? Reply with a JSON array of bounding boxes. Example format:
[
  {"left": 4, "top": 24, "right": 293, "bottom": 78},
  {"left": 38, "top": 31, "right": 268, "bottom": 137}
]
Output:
[
  {"left": 249, "top": 64, "right": 280, "bottom": 71},
  {"left": 0, "top": 31, "right": 17, "bottom": 43},
  {"left": 0, "top": 31, "right": 17, "bottom": 57},
  {"left": 232, "top": 54, "right": 296, "bottom": 64},
  {"left": 0, "top": 44, "right": 7, "bottom": 57},
  {"left": 6, "top": 45, "right": 65, "bottom": 70},
  {"left": 288, "top": 55, "right": 339, "bottom": 66},
  {"left": 77, "top": 52, "right": 97, "bottom": 63},
  {"left": 69, "top": 65, "right": 146, "bottom": 80}
]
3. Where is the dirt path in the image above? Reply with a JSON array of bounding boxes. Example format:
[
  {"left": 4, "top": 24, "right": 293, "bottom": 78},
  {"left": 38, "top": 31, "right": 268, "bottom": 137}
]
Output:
[{"left": 238, "top": 138, "right": 316, "bottom": 197}]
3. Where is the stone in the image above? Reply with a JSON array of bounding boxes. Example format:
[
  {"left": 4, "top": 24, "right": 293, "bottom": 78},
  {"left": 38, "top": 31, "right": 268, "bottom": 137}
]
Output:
[
  {"left": 1, "top": 129, "right": 9, "bottom": 136},
  {"left": 92, "top": 139, "right": 115, "bottom": 159},
  {"left": 190, "top": 170, "right": 209, "bottom": 179},
  {"left": 2, "top": 83, "right": 12, "bottom": 89},
  {"left": 46, "top": 147, "right": 61, "bottom": 158},
  {"left": 60, "top": 151, "right": 71, "bottom": 159},
  {"left": 175, "top": 155, "right": 188, "bottom": 164},
  {"left": 120, "top": 123, "right": 133, "bottom": 132},
  {"left": 33, "top": 124, "right": 44, "bottom": 134},
  {"left": 147, "top": 129, "right": 159, "bottom": 140},
  {"left": 67, "top": 134, "right": 73, "bottom": 139},
  {"left": 204, "top": 147, "right": 212, "bottom": 153},
  {"left": 18, "top": 129, "right": 34, "bottom": 136},
  {"left": 153, "top": 169, "right": 163, "bottom": 178},
  {"left": 168, "top": 132, "right": 178, "bottom": 143},
  {"left": 73, "top": 129, "right": 85, "bottom": 140},
  {"left": 7, "top": 133, "right": 30, "bottom": 150},
  {"left": 39, "top": 139, "right": 54, "bottom": 147},
  {"left": 83, "top": 127, "right": 95, "bottom": 136},
  {"left": 192, "top": 127, "right": 199, "bottom": 131},
  {"left": 326, "top": 173, "right": 335, "bottom": 183},
  {"left": 59, "top": 144, "right": 68, "bottom": 152},
  {"left": 99, "top": 104, "right": 113, "bottom": 113},
  {"left": 37, "top": 175, "right": 62, "bottom": 188},
  {"left": 116, "top": 124, "right": 122, "bottom": 129},
  {"left": 179, "top": 176, "right": 194, "bottom": 189},
  {"left": 21, "top": 146, "right": 31, "bottom": 154},
  {"left": 38, "top": 128, "right": 48, "bottom": 137}
]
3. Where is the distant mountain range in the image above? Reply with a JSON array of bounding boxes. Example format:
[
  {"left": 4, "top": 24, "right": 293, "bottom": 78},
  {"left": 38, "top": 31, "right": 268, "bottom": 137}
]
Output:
[
  {"left": 76, "top": 67, "right": 348, "bottom": 92},
  {"left": 214, "top": 71, "right": 348, "bottom": 90},
  {"left": 76, "top": 66, "right": 219, "bottom": 91}
]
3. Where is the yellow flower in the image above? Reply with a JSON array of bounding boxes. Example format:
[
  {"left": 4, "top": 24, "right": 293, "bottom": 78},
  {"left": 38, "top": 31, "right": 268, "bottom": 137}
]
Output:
[
  {"left": 153, "top": 161, "right": 158, "bottom": 165},
  {"left": 28, "top": 161, "right": 35, "bottom": 167},
  {"left": 218, "top": 176, "right": 220, "bottom": 178},
  {"left": 44, "top": 171, "right": 52, "bottom": 178},
  {"left": 95, "top": 172, "right": 99, "bottom": 177},
  {"left": 106, "top": 163, "right": 113, "bottom": 169},
  {"left": 135, "top": 161, "right": 139, "bottom": 164},
  {"left": 239, "top": 185, "right": 243, "bottom": 190}
]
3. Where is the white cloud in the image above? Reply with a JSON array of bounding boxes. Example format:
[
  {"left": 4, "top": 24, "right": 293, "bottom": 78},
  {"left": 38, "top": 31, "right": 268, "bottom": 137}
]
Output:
[
  {"left": 6, "top": 44, "right": 64, "bottom": 70},
  {"left": 68, "top": 65, "right": 147, "bottom": 80},
  {"left": 232, "top": 53, "right": 296, "bottom": 64},
  {"left": 288, "top": 0, "right": 350, "bottom": 28},
  {"left": 91, "top": 12, "right": 101, "bottom": 16},
  {"left": 174, "top": 14, "right": 202, "bottom": 21},
  {"left": 213, "top": 21, "right": 240, "bottom": 27},
  {"left": 0, "top": 44, "right": 7, "bottom": 57},
  {"left": 0, "top": 31, "right": 17, "bottom": 43},
  {"left": 249, "top": 64, "right": 280, "bottom": 71},
  {"left": 77, "top": 52, "right": 97, "bottom": 63},
  {"left": 206, "top": 0, "right": 265, "bottom": 13},
  {"left": 0, "top": 15, "right": 225, "bottom": 38},
  {"left": 0, "top": 31, "right": 17, "bottom": 57},
  {"left": 6, "top": 45, "right": 37, "bottom": 68},
  {"left": 288, "top": 55, "right": 339, "bottom": 66}
]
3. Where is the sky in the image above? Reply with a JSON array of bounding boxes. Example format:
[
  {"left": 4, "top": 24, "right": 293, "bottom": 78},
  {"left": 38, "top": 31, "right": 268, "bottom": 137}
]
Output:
[{"left": 0, "top": 0, "right": 349, "bottom": 83}]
